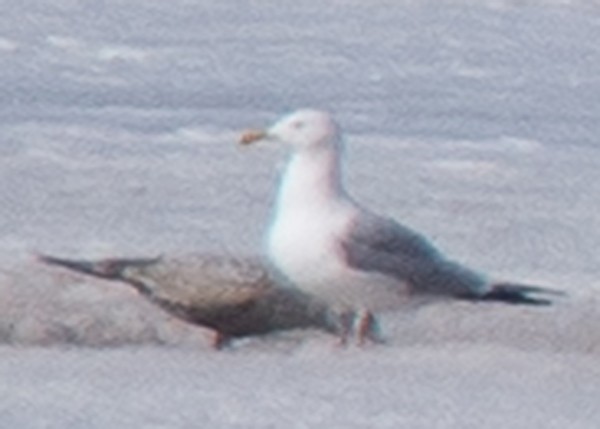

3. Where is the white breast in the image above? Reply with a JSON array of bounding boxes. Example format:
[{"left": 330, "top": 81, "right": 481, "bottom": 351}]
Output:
[
  {"left": 268, "top": 205, "right": 350, "bottom": 284},
  {"left": 266, "top": 144, "right": 410, "bottom": 311},
  {"left": 268, "top": 205, "right": 410, "bottom": 310}
]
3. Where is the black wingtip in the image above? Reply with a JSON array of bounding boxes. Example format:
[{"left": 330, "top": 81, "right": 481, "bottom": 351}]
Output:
[
  {"left": 37, "top": 253, "right": 161, "bottom": 280},
  {"left": 478, "top": 282, "right": 565, "bottom": 306},
  {"left": 37, "top": 253, "right": 118, "bottom": 279}
]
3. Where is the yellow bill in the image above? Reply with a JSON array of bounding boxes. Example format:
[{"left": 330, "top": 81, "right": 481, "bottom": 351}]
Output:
[{"left": 239, "top": 129, "right": 267, "bottom": 145}]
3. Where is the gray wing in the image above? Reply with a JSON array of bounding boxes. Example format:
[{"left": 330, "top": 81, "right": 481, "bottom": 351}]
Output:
[
  {"left": 122, "top": 254, "right": 272, "bottom": 309},
  {"left": 340, "top": 213, "right": 488, "bottom": 297}
]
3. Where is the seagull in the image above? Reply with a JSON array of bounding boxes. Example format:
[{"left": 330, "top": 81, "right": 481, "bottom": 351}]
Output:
[
  {"left": 241, "top": 109, "right": 559, "bottom": 343},
  {"left": 38, "top": 253, "right": 343, "bottom": 349}
]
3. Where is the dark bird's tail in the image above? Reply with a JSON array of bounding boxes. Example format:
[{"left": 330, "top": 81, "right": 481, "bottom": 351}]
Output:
[
  {"left": 477, "top": 282, "right": 565, "bottom": 306},
  {"left": 36, "top": 253, "right": 160, "bottom": 281}
]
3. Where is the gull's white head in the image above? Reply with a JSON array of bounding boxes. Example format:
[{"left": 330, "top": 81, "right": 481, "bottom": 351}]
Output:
[{"left": 240, "top": 109, "right": 340, "bottom": 151}]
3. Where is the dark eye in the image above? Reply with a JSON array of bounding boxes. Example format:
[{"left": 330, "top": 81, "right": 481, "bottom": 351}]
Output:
[{"left": 292, "top": 121, "right": 304, "bottom": 130}]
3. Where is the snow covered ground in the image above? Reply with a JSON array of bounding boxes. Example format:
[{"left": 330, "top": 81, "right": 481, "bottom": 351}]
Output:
[
  {"left": 2, "top": 0, "right": 600, "bottom": 427},
  {"left": 2, "top": 344, "right": 599, "bottom": 429}
]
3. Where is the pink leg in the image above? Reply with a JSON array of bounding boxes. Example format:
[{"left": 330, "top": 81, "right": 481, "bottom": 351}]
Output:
[
  {"left": 212, "top": 332, "right": 231, "bottom": 350},
  {"left": 356, "top": 311, "right": 384, "bottom": 346}
]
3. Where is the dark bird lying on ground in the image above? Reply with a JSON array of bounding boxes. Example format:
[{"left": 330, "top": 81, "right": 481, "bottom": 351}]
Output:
[{"left": 38, "top": 253, "right": 343, "bottom": 349}]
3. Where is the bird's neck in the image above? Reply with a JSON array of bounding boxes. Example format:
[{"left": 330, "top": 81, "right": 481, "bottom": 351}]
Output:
[{"left": 276, "top": 145, "right": 347, "bottom": 213}]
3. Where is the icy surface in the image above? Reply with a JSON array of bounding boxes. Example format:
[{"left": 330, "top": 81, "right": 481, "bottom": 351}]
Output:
[
  {"left": 2, "top": 345, "right": 599, "bottom": 429},
  {"left": 2, "top": 0, "right": 600, "bottom": 427}
]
